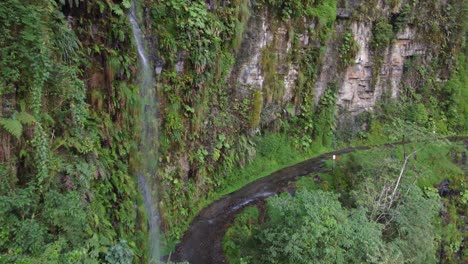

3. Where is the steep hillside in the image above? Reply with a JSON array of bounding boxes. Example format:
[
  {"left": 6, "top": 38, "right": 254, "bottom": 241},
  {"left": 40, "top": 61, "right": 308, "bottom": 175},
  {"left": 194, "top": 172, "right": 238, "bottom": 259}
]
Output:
[
  {"left": 0, "top": 0, "right": 466, "bottom": 263},
  {"left": 148, "top": 0, "right": 466, "bottom": 249}
]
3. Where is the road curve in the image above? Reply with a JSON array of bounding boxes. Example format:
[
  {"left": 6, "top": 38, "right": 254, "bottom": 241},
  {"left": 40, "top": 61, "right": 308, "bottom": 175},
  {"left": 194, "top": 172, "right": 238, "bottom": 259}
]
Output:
[
  {"left": 169, "top": 146, "right": 370, "bottom": 263},
  {"left": 169, "top": 136, "right": 468, "bottom": 264}
]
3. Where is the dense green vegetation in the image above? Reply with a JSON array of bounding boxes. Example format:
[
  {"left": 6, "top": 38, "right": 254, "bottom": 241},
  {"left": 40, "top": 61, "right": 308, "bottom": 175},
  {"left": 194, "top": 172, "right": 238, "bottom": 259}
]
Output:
[
  {"left": 0, "top": 0, "right": 466, "bottom": 263},
  {"left": 0, "top": 0, "right": 145, "bottom": 262},
  {"left": 152, "top": 0, "right": 342, "bottom": 249},
  {"left": 224, "top": 142, "right": 467, "bottom": 263},
  {"left": 252, "top": 190, "right": 389, "bottom": 263}
]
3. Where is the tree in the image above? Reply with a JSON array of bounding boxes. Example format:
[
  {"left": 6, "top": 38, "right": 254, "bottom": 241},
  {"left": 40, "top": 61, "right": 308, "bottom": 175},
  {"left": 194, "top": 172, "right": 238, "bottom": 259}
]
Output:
[
  {"left": 252, "top": 190, "right": 388, "bottom": 264},
  {"left": 349, "top": 151, "right": 441, "bottom": 263}
]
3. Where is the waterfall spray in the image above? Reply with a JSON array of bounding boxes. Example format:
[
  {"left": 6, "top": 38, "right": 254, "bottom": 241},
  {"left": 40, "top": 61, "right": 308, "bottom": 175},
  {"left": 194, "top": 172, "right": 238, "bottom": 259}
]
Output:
[{"left": 128, "top": 1, "right": 160, "bottom": 262}]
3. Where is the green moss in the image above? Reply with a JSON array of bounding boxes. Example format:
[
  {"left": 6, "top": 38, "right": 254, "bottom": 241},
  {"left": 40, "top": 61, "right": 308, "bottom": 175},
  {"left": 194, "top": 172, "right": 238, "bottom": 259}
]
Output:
[
  {"left": 290, "top": 47, "right": 321, "bottom": 149},
  {"left": 265, "top": 0, "right": 337, "bottom": 24},
  {"left": 231, "top": 0, "right": 251, "bottom": 51},
  {"left": 370, "top": 19, "right": 394, "bottom": 86},
  {"left": 339, "top": 31, "right": 359, "bottom": 69},
  {"left": 306, "top": 0, "right": 338, "bottom": 27},
  {"left": 313, "top": 84, "right": 338, "bottom": 147},
  {"left": 260, "top": 44, "right": 284, "bottom": 104},
  {"left": 370, "top": 19, "right": 394, "bottom": 50},
  {"left": 249, "top": 90, "right": 263, "bottom": 129},
  {"left": 391, "top": 4, "right": 411, "bottom": 33},
  {"left": 351, "top": 0, "right": 379, "bottom": 21}
]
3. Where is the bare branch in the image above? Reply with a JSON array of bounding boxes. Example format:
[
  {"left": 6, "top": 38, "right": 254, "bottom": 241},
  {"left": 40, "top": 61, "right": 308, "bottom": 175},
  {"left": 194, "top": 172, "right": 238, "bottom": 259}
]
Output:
[{"left": 388, "top": 150, "right": 418, "bottom": 209}]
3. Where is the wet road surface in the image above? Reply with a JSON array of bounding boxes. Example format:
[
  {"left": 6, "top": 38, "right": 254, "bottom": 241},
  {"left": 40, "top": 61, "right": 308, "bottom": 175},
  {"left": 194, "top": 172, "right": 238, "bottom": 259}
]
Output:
[{"left": 169, "top": 136, "right": 468, "bottom": 263}]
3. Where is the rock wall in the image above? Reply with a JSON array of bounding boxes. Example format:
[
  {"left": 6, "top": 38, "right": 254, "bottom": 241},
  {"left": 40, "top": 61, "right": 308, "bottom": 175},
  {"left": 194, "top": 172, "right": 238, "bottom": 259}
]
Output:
[
  {"left": 228, "top": 5, "right": 426, "bottom": 128},
  {"left": 233, "top": 10, "right": 270, "bottom": 95},
  {"left": 145, "top": 0, "right": 465, "bottom": 246},
  {"left": 229, "top": 9, "right": 308, "bottom": 109},
  {"left": 337, "top": 24, "right": 425, "bottom": 114}
]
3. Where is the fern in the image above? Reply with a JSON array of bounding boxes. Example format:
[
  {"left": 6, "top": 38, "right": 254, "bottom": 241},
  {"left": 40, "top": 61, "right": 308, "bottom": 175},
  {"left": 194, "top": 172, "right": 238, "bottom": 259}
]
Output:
[
  {"left": 57, "top": 0, "right": 82, "bottom": 8},
  {"left": 0, "top": 111, "right": 35, "bottom": 139},
  {"left": 0, "top": 118, "right": 23, "bottom": 140},
  {"left": 16, "top": 111, "right": 36, "bottom": 125}
]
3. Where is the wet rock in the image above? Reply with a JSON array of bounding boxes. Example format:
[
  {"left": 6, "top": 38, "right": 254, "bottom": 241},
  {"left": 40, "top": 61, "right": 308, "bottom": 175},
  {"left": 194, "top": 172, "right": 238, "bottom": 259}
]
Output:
[
  {"left": 337, "top": 8, "right": 352, "bottom": 19},
  {"left": 313, "top": 175, "right": 323, "bottom": 183},
  {"left": 437, "top": 180, "right": 460, "bottom": 197},
  {"left": 438, "top": 180, "right": 451, "bottom": 197}
]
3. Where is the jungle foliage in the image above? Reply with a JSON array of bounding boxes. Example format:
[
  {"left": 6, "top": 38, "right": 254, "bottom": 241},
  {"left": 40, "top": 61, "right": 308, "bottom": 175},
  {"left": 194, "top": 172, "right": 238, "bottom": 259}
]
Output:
[
  {"left": 0, "top": 0, "right": 144, "bottom": 262},
  {"left": 0, "top": 0, "right": 466, "bottom": 262},
  {"left": 224, "top": 142, "right": 467, "bottom": 263}
]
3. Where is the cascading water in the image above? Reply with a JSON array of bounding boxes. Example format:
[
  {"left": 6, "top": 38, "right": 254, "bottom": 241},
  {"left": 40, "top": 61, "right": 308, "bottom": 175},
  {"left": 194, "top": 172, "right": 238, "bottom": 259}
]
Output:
[{"left": 128, "top": 1, "right": 160, "bottom": 262}]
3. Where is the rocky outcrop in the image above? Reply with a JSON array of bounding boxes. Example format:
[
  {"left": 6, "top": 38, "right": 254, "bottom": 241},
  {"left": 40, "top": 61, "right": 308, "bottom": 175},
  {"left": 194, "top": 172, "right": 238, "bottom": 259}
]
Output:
[
  {"left": 229, "top": 8, "right": 426, "bottom": 124},
  {"left": 230, "top": 10, "right": 308, "bottom": 106},
  {"left": 337, "top": 25, "right": 424, "bottom": 114},
  {"left": 235, "top": 11, "right": 270, "bottom": 93}
]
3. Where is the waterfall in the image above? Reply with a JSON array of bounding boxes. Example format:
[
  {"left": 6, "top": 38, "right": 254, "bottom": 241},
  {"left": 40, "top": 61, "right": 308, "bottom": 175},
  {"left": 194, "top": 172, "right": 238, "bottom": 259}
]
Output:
[{"left": 128, "top": 1, "right": 160, "bottom": 262}]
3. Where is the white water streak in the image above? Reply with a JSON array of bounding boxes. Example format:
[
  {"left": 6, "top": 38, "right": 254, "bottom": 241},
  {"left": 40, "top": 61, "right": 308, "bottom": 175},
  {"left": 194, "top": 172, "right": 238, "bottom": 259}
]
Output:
[{"left": 129, "top": 1, "right": 160, "bottom": 261}]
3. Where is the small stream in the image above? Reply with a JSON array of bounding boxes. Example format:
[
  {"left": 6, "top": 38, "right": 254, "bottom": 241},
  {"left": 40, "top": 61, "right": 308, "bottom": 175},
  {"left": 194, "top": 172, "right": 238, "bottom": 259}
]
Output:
[{"left": 128, "top": 1, "right": 160, "bottom": 261}]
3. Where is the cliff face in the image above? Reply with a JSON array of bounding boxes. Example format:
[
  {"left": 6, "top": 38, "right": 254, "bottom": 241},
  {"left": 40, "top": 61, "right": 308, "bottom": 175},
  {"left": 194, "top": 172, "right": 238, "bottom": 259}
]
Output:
[
  {"left": 148, "top": 0, "right": 465, "bottom": 244},
  {"left": 228, "top": 5, "right": 425, "bottom": 123},
  {"left": 335, "top": 24, "right": 424, "bottom": 113},
  {"left": 0, "top": 0, "right": 465, "bottom": 261}
]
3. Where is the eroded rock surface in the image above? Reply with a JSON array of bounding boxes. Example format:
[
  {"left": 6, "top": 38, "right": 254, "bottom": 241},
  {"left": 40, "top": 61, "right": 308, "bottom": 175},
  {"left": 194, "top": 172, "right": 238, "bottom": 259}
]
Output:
[{"left": 229, "top": 8, "right": 426, "bottom": 124}]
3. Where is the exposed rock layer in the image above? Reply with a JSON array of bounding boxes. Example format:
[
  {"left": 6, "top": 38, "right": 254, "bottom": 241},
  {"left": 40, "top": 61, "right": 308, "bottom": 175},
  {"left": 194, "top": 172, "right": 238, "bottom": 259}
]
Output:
[{"left": 228, "top": 7, "right": 426, "bottom": 125}]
